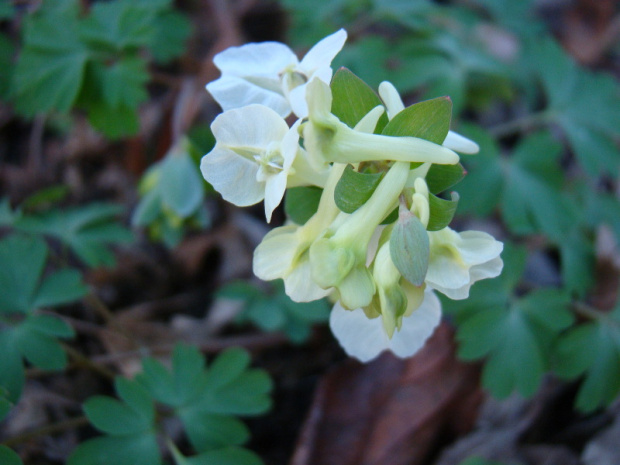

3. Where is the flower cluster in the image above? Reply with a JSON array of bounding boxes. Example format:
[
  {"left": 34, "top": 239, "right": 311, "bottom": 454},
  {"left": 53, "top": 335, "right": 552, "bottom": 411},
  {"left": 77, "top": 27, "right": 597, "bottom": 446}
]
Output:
[{"left": 202, "top": 30, "right": 503, "bottom": 362}]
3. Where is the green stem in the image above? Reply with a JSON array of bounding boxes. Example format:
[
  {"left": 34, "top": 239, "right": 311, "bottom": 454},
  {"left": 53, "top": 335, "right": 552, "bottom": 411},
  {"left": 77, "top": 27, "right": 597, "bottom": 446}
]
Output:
[
  {"left": 62, "top": 344, "right": 117, "bottom": 380},
  {"left": 571, "top": 302, "right": 620, "bottom": 328},
  {"left": 1, "top": 416, "right": 89, "bottom": 447},
  {"left": 489, "top": 111, "right": 553, "bottom": 138}
]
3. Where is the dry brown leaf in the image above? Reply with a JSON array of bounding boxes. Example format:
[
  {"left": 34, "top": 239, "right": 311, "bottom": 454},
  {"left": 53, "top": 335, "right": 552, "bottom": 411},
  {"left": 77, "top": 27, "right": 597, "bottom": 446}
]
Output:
[{"left": 291, "top": 324, "right": 482, "bottom": 465}]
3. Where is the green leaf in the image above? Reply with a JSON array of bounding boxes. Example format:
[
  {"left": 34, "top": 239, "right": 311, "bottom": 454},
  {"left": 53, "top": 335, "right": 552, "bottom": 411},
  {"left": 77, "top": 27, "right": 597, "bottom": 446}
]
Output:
[
  {"left": 178, "top": 413, "right": 250, "bottom": 452},
  {"left": 458, "top": 127, "right": 572, "bottom": 237},
  {"left": 558, "top": 226, "right": 595, "bottom": 297},
  {"left": 554, "top": 317, "right": 620, "bottom": 412},
  {"left": 20, "top": 314, "right": 75, "bottom": 339},
  {"left": 33, "top": 269, "right": 88, "bottom": 308},
  {"left": 330, "top": 67, "right": 388, "bottom": 132},
  {"left": 137, "top": 346, "right": 207, "bottom": 408},
  {"left": 229, "top": 281, "right": 330, "bottom": 342},
  {"left": 160, "top": 143, "right": 205, "bottom": 218},
  {"left": 84, "top": 101, "right": 140, "bottom": 139},
  {"left": 427, "top": 192, "right": 459, "bottom": 231},
  {"left": 334, "top": 165, "right": 383, "bottom": 213},
  {"left": 15, "top": 203, "right": 134, "bottom": 267},
  {"left": 11, "top": 6, "right": 89, "bottom": 116},
  {"left": 0, "top": 198, "right": 18, "bottom": 226},
  {"left": 80, "top": 2, "right": 154, "bottom": 51},
  {"left": 501, "top": 131, "right": 572, "bottom": 237},
  {"left": 0, "top": 387, "right": 12, "bottom": 421},
  {"left": 0, "top": 33, "right": 14, "bottom": 99},
  {"left": 132, "top": 344, "right": 272, "bottom": 454},
  {"left": 453, "top": 125, "right": 502, "bottom": 217},
  {"left": 84, "top": 395, "right": 153, "bottom": 436},
  {"left": 390, "top": 208, "right": 429, "bottom": 286},
  {"left": 382, "top": 96, "right": 452, "bottom": 145},
  {"left": 149, "top": 10, "right": 192, "bottom": 64},
  {"left": 0, "top": 235, "right": 47, "bottom": 314},
  {"left": 89, "top": 56, "right": 149, "bottom": 108},
  {"left": 0, "top": 446, "right": 22, "bottom": 465},
  {"left": 459, "top": 457, "right": 507, "bottom": 465},
  {"left": 425, "top": 163, "right": 466, "bottom": 194},
  {"left": 115, "top": 378, "right": 155, "bottom": 424},
  {"left": 179, "top": 447, "right": 262, "bottom": 465},
  {"left": 21, "top": 185, "right": 70, "bottom": 212},
  {"left": 0, "top": 2, "right": 15, "bottom": 19},
  {"left": 284, "top": 186, "right": 323, "bottom": 225},
  {"left": 68, "top": 433, "right": 161, "bottom": 465},
  {"left": 452, "top": 281, "right": 572, "bottom": 398},
  {"left": 532, "top": 38, "right": 620, "bottom": 176},
  {"left": 0, "top": 332, "right": 25, "bottom": 402},
  {"left": 14, "top": 326, "right": 68, "bottom": 370}
]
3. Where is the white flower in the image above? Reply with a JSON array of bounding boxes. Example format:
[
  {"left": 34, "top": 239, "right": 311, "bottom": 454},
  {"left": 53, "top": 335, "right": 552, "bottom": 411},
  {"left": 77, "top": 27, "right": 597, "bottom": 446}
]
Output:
[
  {"left": 302, "top": 79, "right": 459, "bottom": 172},
  {"left": 252, "top": 164, "right": 345, "bottom": 301},
  {"left": 329, "top": 289, "right": 442, "bottom": 362},
  {"left": 425, "top": 227, "right": 503, "bottom": 300},
  {"left": 206, "top": 29, "right": 347, "bottom": 118},
  {"left": 309, "top": 162, "right": 411, "bottom": 310},
  {"left": 378, "top": 81, "right": 480, "bottom": 154},
  {"left": 200, "top": 104, "right": 299, "bottom": 222}
]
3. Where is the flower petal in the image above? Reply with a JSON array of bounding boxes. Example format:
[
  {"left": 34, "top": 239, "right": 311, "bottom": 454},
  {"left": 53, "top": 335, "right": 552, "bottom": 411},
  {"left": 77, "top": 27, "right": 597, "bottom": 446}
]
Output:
[
  {"left": 329, "top": 303, "right": 390, "bottom": 362},
  {"left": 443, "top": 131, "right": 480, "bottom": 154},
  {"left": 200, "top": 147, "right": 264, "bottom": 207},
  {"left": 264, "top": 172, "right": 288, "bottom": 223},
  {"left": 213, "top": 41, "right": 298, "bottom": 77},
  {"left": 299, "top": 29, "right": 347, "bottom": 73},
  {"left": 426, "top": 254, "right": 471, "bottom": 292},
  {"left": 457, "top": 231, "right": 504, "bottom": 266},
  {"left": 211, "top": 104, "right": 289, "bottom": 149},
  {"left": 389, "top": 290, "right": 442, "bottom": 358},
  {"left": 288, "top": 84, "right": 309, "bottom": 118},
  {"left": 470, "top": 256, "right": 504, "bottom": 283},
  {"left": 337, "top": 266, "right": 376, "bottom": 310},
  {"left": 378, "top": 81, "right": 405, "bottom": 119},
  {"left": 252, "top": 225, "right": 300, "bottom": 280},
  {"left": 207, "top": 77, "right": 291, "bottom": 116},
  {"left": 284, "top": 259, "right": 332, "bottom": 302}
]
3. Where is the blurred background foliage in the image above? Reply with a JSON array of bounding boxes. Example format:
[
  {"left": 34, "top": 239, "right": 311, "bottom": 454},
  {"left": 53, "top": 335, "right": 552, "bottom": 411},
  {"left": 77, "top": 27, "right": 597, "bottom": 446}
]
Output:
[{"left": 1, "top": 0, "right": 620, "bottom": 464}]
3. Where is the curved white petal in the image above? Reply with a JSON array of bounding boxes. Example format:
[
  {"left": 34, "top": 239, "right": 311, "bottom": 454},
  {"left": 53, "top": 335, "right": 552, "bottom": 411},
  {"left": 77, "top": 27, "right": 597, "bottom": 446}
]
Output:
[
  {"left": 213, "top": 41, "right": 298, "bottom": 76},
  {"left": 330, "top": 303, "right": 390, "bottom": 363},
  {"left": 426, "top": 254, "right": 470, "bottom": 290},
  {"left": 288, "top": 84, "right": 309, "bottom": 118},
  {"left": 389, "top": 290, "right": 442, "bottom": 358},
  {"left": 280, "top": 121, "right": 302, "bottom": 171},
  {"left": 427, "top": 281, "right": 470, "bottom": 300},
  {"left": 329, "top": 290, "right": 442, "bottom": 362},
  {"left": 354, "top": 105, "right": 385, "bottom": 133},
  {"left": 470, "top": 256, "right": 504, "bottom": 282},
  {"left": 443, "top": 131, "right": 480, "bottom": 154},
  {"left": 457, "top": 231, "right": 504, "bottom": 265},
  {"left": 284, "top": 259, "right": 332, "bottom": 302},
  {"left": 378, "top": 81, "right": 405, "bottom": 119},
  {"left": 299, "top": 29, "right": 347, "bottom": 73},
  {"left": 211, "top": 104, "right": 289, "bottom": 149},
  {"left": 207, "top": 77, "right": 291, "bottom": 117},
  {"left": 200, "top": 147, "right": 264, "bottom": 207},
  {"left": 252, "top": 225, "right": 300, "bottom": 280},
  {"left": 264, "top": 172, "right": 288, "bottom": 223}
]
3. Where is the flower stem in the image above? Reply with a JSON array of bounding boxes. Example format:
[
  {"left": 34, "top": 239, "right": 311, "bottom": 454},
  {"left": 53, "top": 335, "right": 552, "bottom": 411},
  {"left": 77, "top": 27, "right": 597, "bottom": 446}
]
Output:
[
  {"left": 489, "top": 111, "right": 553, "bottom": 138},
  {"left": 1, "top": 415, "right": 89, "bottom": 447},
  {"left": 572, "top": 301, "right": 620, "bottom": 328}
]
